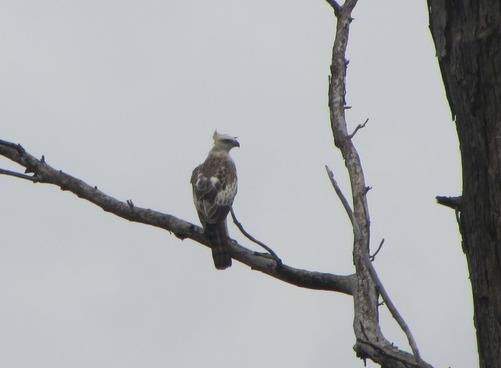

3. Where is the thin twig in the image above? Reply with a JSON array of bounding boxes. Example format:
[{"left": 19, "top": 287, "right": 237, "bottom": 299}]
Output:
[
  {"left": 369, "top": 238, "right": 385, "bottom": 262},
  {"left": 364, "top": 253, "right": 423, "bottom": 365},
  {"left": 348, "top": 118, "right": 369, "bottom": 139},
  {"left": 0, "top": 168, "right": 37, "bottom": 182},
  {"left": 230, "top": 208, "right": 282, "bottom": 266},
  {"left": 325, "top": 165, "right": 361, "bottom": 237}
]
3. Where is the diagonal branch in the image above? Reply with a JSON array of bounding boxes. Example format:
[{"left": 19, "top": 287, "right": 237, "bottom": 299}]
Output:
[
  {"left": 348, "top": 118, "right": 369, "bottom": 139},
  {"left": 363, "top": 250, "right": 423, "bottom": 364},
  {"left": 0, "top": 138, "right": 355, "bottom": 295},
  {"left": 325, "top": 165, "right": 360, "bottom": 237},
  {"left": 230, "top": 208, "right": 282, "bottom": 266},
  {"left": 369, "top": 238, "right": 385, "bottom": 262}
]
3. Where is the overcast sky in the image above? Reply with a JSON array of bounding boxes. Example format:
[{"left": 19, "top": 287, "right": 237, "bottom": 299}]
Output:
[{"left": 0, "top": 1, "right": 476, "bottom": 367}]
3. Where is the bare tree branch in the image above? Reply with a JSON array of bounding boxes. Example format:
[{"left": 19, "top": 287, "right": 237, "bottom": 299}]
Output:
[
  {"left": 348, "top": 118, "right": 369, "bottom": 139},
  {"left": 363, "top": 249, "right": 423, "bottom": 364},
  {"left": 0, "top": 138, "right": 355, "bottom": 295},
  {"left": 0, "top": 168, "right": 37, "bottom": 182},
  {"left": 326, "top": 2, "right": 433, "bottom": 367},
  {"left": 369, "top": 238, "right": 384, "bottom": 262},
  {"left": 325, "top": 165, "right": 360, "bottom": 235},
  {"left": 230, "top": 208, "right": 282, "bottom": 266},
  {"left": 325, "top": 0, "right": 341, "bottom": 15}
]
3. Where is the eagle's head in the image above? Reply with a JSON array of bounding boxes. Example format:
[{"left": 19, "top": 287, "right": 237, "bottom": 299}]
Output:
[{"left": 212, "top": 130, "right": 240, "bottom": 152}]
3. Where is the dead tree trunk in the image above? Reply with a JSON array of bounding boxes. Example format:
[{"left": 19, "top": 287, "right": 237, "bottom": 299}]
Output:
[{"left": 427, "top": 2, "right": 501, "bottom": 367}]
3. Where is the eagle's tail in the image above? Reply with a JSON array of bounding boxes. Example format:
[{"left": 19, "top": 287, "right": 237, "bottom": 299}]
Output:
[{"left": 205, "top": 222, "right": 232, "bottom": 270}]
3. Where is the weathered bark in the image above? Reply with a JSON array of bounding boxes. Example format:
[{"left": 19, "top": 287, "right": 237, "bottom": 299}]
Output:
[
  {"left": 0, "top": 139, "right": 356, "bottom": 295},
  {"left": 326, "top": 2, "right": 432, "bottom": 367},
  {"left": 428, "top": 2, "right": 501, "bottom": 367},
  {"left": 0, "top": 2, "right": 442, "bottom": 367}
]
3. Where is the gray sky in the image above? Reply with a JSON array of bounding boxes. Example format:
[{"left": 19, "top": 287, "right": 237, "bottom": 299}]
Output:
[{"left": 0, "top": 1, "right": 476, "bottom": 367}]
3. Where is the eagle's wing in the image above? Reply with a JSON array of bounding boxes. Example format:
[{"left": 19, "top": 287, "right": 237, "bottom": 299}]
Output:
[
  {"left": 191, "top": 155, "right": 237, "bottom": 270},
  {"left": 191, "top": 160, "right": 237, "bottom": 225}
]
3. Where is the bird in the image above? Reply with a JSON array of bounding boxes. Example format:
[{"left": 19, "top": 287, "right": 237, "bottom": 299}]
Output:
[{"left": 191, "top": 131, "right": 239, "bottom": 270}]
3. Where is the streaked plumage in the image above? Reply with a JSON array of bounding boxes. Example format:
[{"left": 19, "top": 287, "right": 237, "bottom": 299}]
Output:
[{"left": 191, "top": 131, "right": 239, "bottom": 270}]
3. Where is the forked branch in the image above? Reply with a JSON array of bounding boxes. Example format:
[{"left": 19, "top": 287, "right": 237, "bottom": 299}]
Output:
[
  {"left": 325, "top": 0, "right": 341, "bottom": 15},
  {"left": 1, "top": 2, "right": 435, "bottom": 366},
  {"left": 326, "top": 2, "right": 432, "bottom": 367}
]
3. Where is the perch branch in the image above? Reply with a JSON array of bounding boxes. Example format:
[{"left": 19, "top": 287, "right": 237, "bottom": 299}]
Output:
[{"left": 0, "top": 138, "right": 355, "bottom": 295}]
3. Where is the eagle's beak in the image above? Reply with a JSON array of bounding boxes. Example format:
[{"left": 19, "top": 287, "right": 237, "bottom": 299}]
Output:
[{"left": 234, "top": 141, "right": 240, "bottom": 148}]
